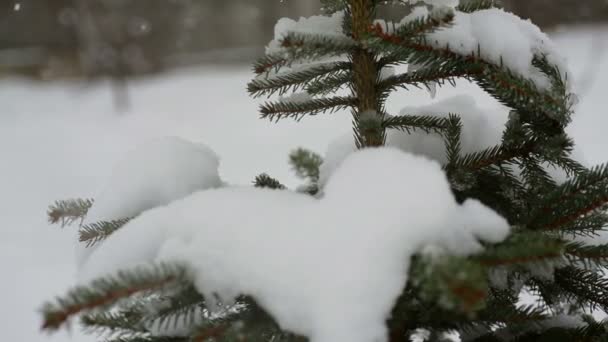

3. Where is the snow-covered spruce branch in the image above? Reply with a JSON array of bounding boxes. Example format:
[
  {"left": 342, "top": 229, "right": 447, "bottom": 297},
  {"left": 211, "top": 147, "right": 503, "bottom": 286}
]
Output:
[
  {"left": 389, "top": 7, "right": 456, "bottom": 38},
  {"left": 143, "top": 285, "right": 206, "bottom": 332},
  {"left": 188, "top": 300, "right": 299, "bottom": 342},
  {"left": 366, "top": 17, "right": 573, "bottom": 128},
  {"left": 277, "top": 32, "right": 358, "bottom": 63},
  {"left": 41, "top": 263, "right": 189, "bottom": 331},
  {"left": 81, "top": 310, "right": 148, "bottom": 337},
  {"left": 82, "top": 283, "right": 207, "bottom": 339}
]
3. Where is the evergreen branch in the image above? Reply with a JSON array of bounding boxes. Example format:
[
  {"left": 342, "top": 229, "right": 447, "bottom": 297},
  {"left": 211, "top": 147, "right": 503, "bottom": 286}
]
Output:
[
  {"left": 279, "top": 31, "right": 357, "bottom": 61},
  {"left": 305, "top": 70, "right": 352, "bottom": 96},
  {"left": 247, "top": 62, "right": 350, "bottom": 98},
  {"left": 544, "top": 154, "right": 587, "bottom": 179},
  {"left": 378, "top": 67, "right": 472, "bottom": 95},
  {"left": 47, "top": 198, "right": 94, "bottom": 227},
  {"left": 189, "top": 300, "right": 297, "bottom": 342},
  {"left": 543, "top": 199, "right": 608, "bottom": 231},
  {"left": 41, "top": 263, "right": 189, "bottom": 331},
  {"left": 382, "top": 114, "right": 448, "bottom": 134},
  {"left": 531, "top": 165, "right": 608, "bottom": 230},
  {"left": 565, "top": 242, "right": 608, "bottom": 268},
  {"left": 388, "top": 291, "right": 548, "bottom": 339},
  {"left": 554, "top": 266, "right": 608, "bottom": 312},
  {"left": 411, "top": 256, "right": 488, "bottom": 313},
  {"left": 474, "top": 232, "right": 565, "bottom": 267},
  {"left": 556, "top": 212, "right": 608, "bottom": 237},
  {"left": 81, "top": 310, "right": 147, "bottom": 337},
  {"left": 143, "top": 285, "right": 206, "bottom": 332},
  {"left": 518, "top": 156, "right": 557, "bottom": 191},
  {"left": 573, "top": 318, "right": 608, "bottom": 341},
  {"left": 477, "top": 66, "right": 571, "bottom": 127},
  {"left": 79, "top": 218, "right": 132, "bottom": 247},
  {"left": 454, "top": 142, "right": 535, "bottom": 171},
  {"left": 532, "top": 55, "right": 568, "bottom": 95},
  {"left": 260, "top": 96, "right": 356, "bottom": 121},
  {"left": 456, "top": 0, "right": 502, "bottom": 13},
  {"left": 253, "top": 54, "right": 288, "bottom": 75},
  {"left": 253, "top": 174, "right": 287, "bottom": 190},
  {"left": 536, "top": 163, "right": 608, "bottom": 217},
  {"left": 188, "top": 304, "right": 252, "bottom": 342},
  {"left": 366, "top": 26, "right": 572, "bottom": 127},
  {"left": 443, "top": 114, "right": 463, "bottom": 165},
  {"left": 289, "top": 148, "right": 323, "bottom": 183},
  {"left": 391, "top": 9, "right": 455, "bottom": 38}
]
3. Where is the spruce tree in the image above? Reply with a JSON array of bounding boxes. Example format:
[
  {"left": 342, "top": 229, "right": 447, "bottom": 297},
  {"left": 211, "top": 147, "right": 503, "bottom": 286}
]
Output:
[{"left": 40, "top": 0, "right": 608, "bottom": 341}]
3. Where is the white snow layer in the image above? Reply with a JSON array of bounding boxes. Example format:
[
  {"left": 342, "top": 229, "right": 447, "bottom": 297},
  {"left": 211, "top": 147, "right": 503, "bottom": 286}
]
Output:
[
  {"left": 79, "top": 147, "right": 510, "bottom": 342},
  {"left": 267, "top": 11, "right": 346, "bottom": 55},
  {"left": 401, "top": 7, "right": 568, "bottom": 90},
  {"left": 77, "top": 137, "right": 223, "bottom": 267}
]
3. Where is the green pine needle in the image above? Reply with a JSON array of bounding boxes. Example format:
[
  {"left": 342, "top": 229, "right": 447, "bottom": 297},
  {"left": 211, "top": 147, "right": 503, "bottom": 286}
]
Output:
[
  {"left": 79, "top": 218, "right": 132, "bottom": 247},
  {"left": 41, "top": 263, "right": 190, "bottom": 332}
]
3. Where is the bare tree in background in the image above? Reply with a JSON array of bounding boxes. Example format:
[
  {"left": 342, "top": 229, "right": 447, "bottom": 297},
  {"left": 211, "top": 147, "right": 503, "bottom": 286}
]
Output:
[{"left": 504, "top": 0, "right": 608, "bottom": 28}]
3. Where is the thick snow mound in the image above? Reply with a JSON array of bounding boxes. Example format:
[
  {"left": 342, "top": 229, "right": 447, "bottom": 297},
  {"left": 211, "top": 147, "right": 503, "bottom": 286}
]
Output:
[
  {"left": 80, "top": 147, "right": 509, "bottom": 342},
  {"left": 397, "top": 7, "right": 568, "bottom": 90},
  {"left": 78, "top": 137, "right": 222, "bottom": 267}
]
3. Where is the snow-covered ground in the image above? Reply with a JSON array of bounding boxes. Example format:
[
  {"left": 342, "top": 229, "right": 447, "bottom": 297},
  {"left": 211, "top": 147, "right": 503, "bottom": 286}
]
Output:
[{"left": 0, "top": 26, "right": 606, "bottom": 341}]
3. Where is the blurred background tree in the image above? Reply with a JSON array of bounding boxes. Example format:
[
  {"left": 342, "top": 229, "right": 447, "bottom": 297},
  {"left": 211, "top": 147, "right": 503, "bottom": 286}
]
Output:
[{"left": 0, "top": 0, "right": 606, "bottom": 81}]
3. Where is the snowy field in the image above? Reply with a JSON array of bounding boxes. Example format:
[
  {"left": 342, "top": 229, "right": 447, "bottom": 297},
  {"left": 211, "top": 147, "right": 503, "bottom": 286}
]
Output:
[{"left": 0, "top": 26, "right": 606, "bottom": 341}]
